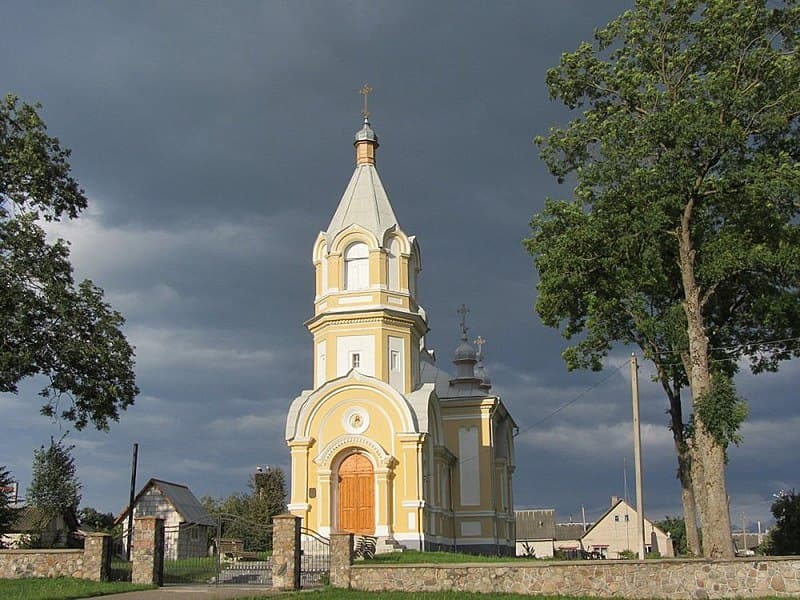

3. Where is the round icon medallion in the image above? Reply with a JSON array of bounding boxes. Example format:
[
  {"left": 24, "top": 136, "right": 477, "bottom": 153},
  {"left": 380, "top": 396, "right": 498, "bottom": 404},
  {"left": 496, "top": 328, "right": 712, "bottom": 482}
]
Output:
[{"left": 343, "top": 407, "right": 369, "bottom": 434}]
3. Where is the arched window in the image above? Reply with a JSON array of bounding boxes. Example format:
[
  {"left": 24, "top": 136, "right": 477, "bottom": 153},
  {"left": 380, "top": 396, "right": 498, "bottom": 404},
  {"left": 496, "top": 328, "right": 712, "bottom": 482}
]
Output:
[
  {"left": 344, "top": 242, "right": 369, "bottom": 290},
  {"left": 387, "top": 238, "right": 400, "bottom": 291}
]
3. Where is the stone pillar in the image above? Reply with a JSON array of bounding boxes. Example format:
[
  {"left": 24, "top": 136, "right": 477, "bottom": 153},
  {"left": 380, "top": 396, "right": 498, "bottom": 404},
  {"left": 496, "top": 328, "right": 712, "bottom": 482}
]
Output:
[
  {"left": 132, "top": 516, "right": 164, "bottom": 586},
  {"left": 330, "top": 531, "right": 354, "bottom": 589},
  {"left": 83, "top": 532, "right": 111, "bottom": 582},
  {"left": 272, "top": 514, "right": 300, "bottom": 590}
]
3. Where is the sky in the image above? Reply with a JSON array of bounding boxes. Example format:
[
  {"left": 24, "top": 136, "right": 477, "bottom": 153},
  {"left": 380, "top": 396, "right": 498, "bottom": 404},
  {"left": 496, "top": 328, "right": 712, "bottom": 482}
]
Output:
[{"left": 1, "top": 1, "right": 797, "bottom": 531}]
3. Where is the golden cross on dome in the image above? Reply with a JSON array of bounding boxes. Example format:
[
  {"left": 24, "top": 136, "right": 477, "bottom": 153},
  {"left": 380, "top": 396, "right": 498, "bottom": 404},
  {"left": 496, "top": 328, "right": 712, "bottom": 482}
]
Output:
[{"left": 359, "top": 84, "right": 373, "bottom": 119}]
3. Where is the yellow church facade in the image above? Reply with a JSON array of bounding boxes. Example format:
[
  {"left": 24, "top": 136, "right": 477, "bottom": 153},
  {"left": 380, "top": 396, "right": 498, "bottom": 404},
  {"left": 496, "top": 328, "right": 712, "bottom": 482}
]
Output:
[{"left": 285, "top": 114, "right": 516, "bottom": 554}]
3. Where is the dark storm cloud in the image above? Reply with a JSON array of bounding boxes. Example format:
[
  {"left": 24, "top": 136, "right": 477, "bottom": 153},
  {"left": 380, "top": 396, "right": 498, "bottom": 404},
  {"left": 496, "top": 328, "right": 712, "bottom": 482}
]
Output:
[{"left": 2, "top": 0, "right": 796, "bottom": 528}]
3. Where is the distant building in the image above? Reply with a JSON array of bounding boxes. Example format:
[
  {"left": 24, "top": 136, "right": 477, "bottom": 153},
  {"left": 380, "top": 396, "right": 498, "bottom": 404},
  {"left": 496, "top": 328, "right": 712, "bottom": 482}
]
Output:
[
  {"left": 515, "top": 509, "right": 556, "bottom": 557},
  {"left": 516, "top": 497, "right": 673, "bottom": 559},
  {"left": 732, "top": 532, "right": 765, "bottom": 556},
  {"left": 115, "top": 478, "right": 215, "bottom": 560},
  {"left": 582, "top": 497, "right": 673, "bottom": 558},
  {"left": 2, "top": 506, "right": 79, "bottom": 548}
]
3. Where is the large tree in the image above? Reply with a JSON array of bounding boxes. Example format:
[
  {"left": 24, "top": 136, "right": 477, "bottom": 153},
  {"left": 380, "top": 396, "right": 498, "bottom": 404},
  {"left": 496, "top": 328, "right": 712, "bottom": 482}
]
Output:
[
  {"left": 0, "top": 94, "right": 138, "bottom": 430},
  {"left": 525, "top": 0, "right": 800, "bottom": 558}
]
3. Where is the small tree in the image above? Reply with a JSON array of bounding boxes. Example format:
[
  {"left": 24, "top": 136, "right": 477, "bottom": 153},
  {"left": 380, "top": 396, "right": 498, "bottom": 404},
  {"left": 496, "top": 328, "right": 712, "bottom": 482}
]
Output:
[
  {"left": 767, "top": 490, "right": 800, "bottom": 555},
  {"left": 0, "top": 466, "right": 18, "bottom": 545},
  {"left": 27, "top": 437, "right": 82, "bottom": 518},
  {"left": 656, "top": 515, "right": 689, "bottom": 556},
  {"left": 209, "top": 467, "right": 287, "bottom": 551}
]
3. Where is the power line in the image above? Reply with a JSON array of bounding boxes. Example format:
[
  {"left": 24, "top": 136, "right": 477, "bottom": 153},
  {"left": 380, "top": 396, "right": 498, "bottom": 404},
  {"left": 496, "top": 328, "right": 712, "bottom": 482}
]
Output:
[{"left": 458, "top": 359, "right": 629, "bottom": 465}]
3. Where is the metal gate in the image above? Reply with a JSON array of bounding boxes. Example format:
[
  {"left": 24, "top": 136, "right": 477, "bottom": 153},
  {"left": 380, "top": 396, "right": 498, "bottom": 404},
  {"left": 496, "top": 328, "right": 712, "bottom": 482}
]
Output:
[
  {"left": 162, "top": 514, "right": 273, "bottom": 586},
  {"left": 300, "top": 527, "right": 329, "bottom": 588},
  {"left": 109, "top": 524, "right": 132, "bottom": 582}
]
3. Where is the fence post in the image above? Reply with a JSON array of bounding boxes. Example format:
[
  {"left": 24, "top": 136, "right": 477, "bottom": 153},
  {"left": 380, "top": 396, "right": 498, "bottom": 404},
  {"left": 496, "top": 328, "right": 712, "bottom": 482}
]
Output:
[
  {"left": 132, "top": 516, "right": 164, "bottom": 586},
  {"left": 83, "top": 532, "right": 111, "bottom": 581},
  {"left": 272, "top": 513, "right": 300, "bottom": 590},
  {"left": 330, "top": 532, "right": 354, "bottom": 589}
]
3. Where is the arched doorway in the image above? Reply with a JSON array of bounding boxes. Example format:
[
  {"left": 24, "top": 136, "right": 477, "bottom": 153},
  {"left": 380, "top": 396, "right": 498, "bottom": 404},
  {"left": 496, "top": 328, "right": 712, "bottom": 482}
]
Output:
[{"left": 337, "top": 452, "right": 374, "bottom": 534}]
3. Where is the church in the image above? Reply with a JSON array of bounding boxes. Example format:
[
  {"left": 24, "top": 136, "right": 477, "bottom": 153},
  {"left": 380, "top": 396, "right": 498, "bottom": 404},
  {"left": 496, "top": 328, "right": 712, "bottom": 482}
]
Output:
[{"left": 284, "top": 108, "right": 517, "bottom": 555}]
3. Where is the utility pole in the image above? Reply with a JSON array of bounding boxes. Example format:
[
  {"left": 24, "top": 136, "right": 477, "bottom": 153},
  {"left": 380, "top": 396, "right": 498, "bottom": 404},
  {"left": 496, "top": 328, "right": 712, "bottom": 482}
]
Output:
[
  {"left": 126, "top": 443, "right": 138, "bottom": 561},
  {"left": 741, "top": 512, "right": 747, "bottom": 554},
  {"left": 581, "top": 504, "right": 587, "bottom": 533},
  {"left": 631, "top": 354, "right": 646, "bottom": 560}
]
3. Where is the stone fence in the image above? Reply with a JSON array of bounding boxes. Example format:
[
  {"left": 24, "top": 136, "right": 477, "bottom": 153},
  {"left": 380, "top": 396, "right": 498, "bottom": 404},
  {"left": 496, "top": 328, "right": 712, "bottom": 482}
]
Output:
[
  {"left": 0, "top": 533, "right": 109, "bottom": 581},
  {"left": 343, "top": 556, "right": 800, "bottom": 599}
]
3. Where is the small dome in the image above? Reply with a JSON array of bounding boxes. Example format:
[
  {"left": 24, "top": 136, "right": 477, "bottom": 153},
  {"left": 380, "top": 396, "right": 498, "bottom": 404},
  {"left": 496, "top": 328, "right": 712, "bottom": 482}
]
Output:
[
  {"left": 354, "top": 118, "right": 378, "bottom": 143},
  {"left": 454, "top": 339, "right": 477, "bottom": 362}
]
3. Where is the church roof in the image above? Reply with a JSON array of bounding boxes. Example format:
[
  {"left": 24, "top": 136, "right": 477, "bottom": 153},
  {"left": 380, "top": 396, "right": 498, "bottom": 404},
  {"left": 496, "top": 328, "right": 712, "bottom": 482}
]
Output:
[
  {"left": 326, "top": 163, "right": 399, "bottom": 245},
  {"left": 326, "top": 119, "right": 399, "bottom": 245}
]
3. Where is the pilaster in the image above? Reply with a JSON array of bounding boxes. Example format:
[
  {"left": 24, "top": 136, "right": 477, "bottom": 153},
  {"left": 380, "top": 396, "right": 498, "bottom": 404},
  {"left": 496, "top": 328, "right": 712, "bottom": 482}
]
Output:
[
  {"left": 272, "top": 514, "right": 301, "bottom": 590},
  {"left": 329, "top": 531, "right": 354, "bottom": 588},
  {"left": 131, "top": 517, "right": 164, "bottom": 586},
  {"left": 83, "top": 532, "right": 111, "bottom": 582}
]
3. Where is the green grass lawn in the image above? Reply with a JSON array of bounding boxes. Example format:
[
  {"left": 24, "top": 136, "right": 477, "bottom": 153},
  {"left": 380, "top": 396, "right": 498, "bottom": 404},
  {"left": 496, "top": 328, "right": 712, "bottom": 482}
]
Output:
[
  {"left": 163, "top": 555, "right": 218, "bottom": 584},
  {"left": 0, "top": 577, "right": 153, "bottom": 600}
]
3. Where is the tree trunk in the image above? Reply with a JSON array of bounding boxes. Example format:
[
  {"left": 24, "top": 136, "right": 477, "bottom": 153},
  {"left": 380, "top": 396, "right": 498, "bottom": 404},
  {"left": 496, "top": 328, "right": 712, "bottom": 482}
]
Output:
[
  {"left": 663, "top": 376, "right": 701, "bottom": 556},
  {"left": 678, "top": 198, "right": 734, "bottom": 559}
]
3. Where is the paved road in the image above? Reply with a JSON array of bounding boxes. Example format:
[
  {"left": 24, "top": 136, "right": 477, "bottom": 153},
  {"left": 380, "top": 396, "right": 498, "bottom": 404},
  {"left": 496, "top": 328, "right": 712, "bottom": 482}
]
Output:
[{"left": 85, "top": 585, "right": 286, "bottom": 599}]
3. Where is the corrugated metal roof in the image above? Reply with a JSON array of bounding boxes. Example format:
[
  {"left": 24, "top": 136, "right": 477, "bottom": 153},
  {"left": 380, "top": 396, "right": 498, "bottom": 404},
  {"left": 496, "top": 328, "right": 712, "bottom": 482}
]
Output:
[
  {"left": 555, "top": 522, "right": 587, "bottom": 540},
  {"left": 153, "top": 480, "right": 216, "bottom": 526},
  {"left": 515, "top": 509, "right": 556, "bottom": 540},
  {"left": 8, "top": 506, "right": 79, "bottom": 532}
]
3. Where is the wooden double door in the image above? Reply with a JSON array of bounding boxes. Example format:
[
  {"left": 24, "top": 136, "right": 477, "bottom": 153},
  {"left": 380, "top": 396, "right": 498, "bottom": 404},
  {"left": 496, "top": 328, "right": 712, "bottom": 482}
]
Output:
[{"left": 337, "top": 453, "right": 374, "bottom": 534}]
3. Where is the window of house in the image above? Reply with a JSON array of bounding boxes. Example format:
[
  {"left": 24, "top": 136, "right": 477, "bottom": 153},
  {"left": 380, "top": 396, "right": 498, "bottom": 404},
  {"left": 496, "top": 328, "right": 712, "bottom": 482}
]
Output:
[
  {"left": 390, "top": 350, "right": 400, "bottom": 371},
  {"left": 351, "top": 353, "right": 361, "bottom": 370},
  {"left": 615, "top": 515, "right": 620, "bottom": 522},
  {"left": 344, "top": 242, "right": 369, "bottom": 290},
  {"left": 624, "top": 514, "right": 630, "bottom": 522}
]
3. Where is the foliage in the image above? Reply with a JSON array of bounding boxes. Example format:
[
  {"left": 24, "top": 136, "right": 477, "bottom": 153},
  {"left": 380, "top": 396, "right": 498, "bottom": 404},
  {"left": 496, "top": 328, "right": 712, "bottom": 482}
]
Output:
[
  {"left": 525, "top": 0, "right": 800, "bottom": 557},
  {"left": 27, "top": 436, "right": 81, "bottom": 517},
  {"left": 694, "top": 373, "right": 748, "bottom": 450},
  {"left": 766, "top": 489, "right": 800, "bottom": 555},
  {"left": 656, "top": 515, "right": 690, "bottom": 556},
  {"left": 203, "top": 467, "right": 287, "bottom": 551},
  {"left": 0, "top": 577, "right": 153, "bottom": 600},
  {"left": 78, "top": 506, "right": 115, "bottom": 531},
  {"left": 0, "top": 466, "right": 18, "bottom": 544},
  {"left": 0, "top": 94, "right": 138, "bottom": 431}
]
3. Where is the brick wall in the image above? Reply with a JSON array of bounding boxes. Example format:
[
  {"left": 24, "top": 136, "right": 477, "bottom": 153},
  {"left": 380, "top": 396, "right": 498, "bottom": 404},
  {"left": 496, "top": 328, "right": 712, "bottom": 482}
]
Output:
[{"left": 346, "top": 557, "right": 800, "bottom": 598}]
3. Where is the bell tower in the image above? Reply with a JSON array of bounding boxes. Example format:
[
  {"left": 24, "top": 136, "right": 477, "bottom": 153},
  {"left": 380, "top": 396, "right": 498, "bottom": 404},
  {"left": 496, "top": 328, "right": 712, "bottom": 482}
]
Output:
[{"left": 308, "top": 109, "right": 426, "bottom": 396}]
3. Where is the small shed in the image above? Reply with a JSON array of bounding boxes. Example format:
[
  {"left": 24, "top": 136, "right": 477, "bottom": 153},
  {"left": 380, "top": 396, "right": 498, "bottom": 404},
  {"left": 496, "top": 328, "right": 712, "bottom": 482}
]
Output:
[
  {"left": 115, "top": 478, "right": 215, "bottom": 560},
  {"left": 515, "top": 509, "right": 556, "bottom": 557}
]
